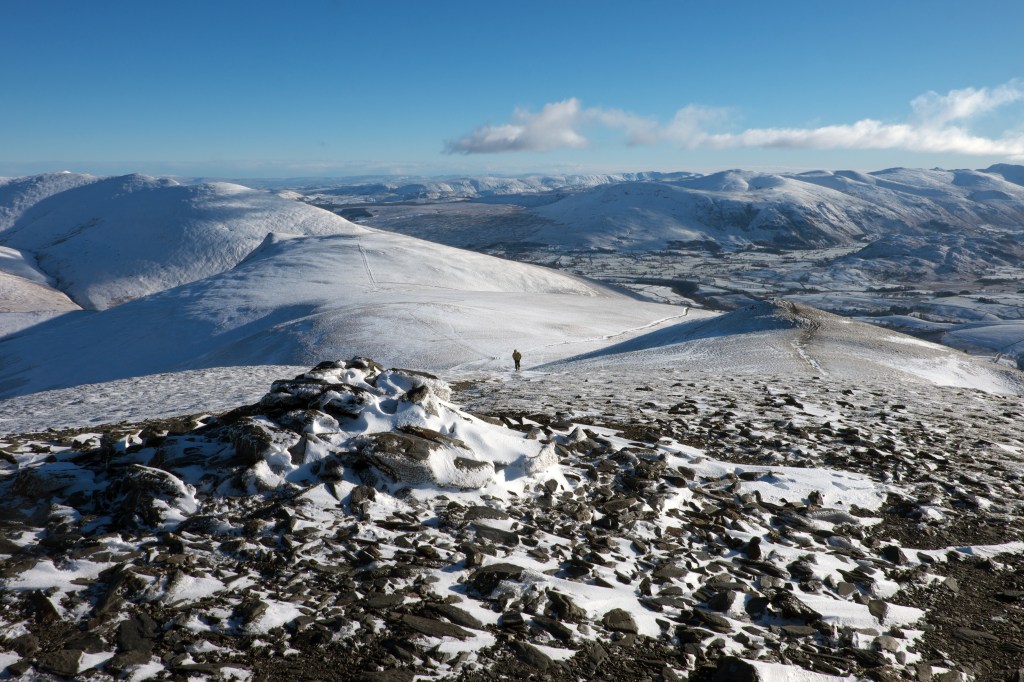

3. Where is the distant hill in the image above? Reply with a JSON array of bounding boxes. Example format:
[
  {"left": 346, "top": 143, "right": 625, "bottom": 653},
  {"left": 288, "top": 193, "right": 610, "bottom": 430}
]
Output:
[
  {"left": 245, "top": 171, "right": 700, "bottom": 203},
  {"left": 0, "top": 174, "right": 368, "bottom": 309},
  {"left": 525, "top": 166, "right": 1024, "bottom": 251}
]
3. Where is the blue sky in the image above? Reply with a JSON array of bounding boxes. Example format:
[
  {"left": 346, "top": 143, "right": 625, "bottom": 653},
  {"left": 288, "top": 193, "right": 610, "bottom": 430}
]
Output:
[{"left": 3, "top": 0, "right": 1023, "bottom": 178}]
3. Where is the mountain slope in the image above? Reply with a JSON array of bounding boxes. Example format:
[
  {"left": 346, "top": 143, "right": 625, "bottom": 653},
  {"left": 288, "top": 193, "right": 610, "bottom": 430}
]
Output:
[
  {"left": 0, "top": 230, "right": 694, "bottom": 397},
  {"left": 0, "top": 245, "right": 80, "bottom": 337},
  {"left": 0, "top": 171, "right": 100, "bottom": 232},
  {"left": 0, "top": 174, "right": 369, "bottom": 309},
  {"left": 551, "top": 300, "right": 1024, "bottom": 394}
]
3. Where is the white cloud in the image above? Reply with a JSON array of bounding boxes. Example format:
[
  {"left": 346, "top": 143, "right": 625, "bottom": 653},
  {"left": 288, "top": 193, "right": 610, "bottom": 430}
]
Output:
[
  {"left": 445, "top": 98, "right": 587, "bottom": 154},
  {"left": 446, "top": 80, "right": 1024, "bottom": 159}
]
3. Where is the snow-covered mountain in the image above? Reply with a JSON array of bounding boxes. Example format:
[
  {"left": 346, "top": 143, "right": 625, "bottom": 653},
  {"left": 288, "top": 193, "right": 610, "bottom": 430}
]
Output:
[
  {"left": 525, "top": 167, "right": 1024, "bottom": 252},
  {"left": 0, "top": 174, "right": 367, "bottom": 309},
  {"left": 0, "top": 228, "right": 692, "bottom": 398}
]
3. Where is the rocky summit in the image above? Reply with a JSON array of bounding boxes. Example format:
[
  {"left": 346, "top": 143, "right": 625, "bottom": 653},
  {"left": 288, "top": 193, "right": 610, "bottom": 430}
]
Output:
[{"left": 1, "top": 359, "right": 1024, "bottom": 681}]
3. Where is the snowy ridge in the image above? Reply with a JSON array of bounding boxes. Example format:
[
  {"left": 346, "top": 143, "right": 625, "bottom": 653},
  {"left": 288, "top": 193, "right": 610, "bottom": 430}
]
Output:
[{"left": 552, "top": 300, "right": 1024, "bottom": 395}]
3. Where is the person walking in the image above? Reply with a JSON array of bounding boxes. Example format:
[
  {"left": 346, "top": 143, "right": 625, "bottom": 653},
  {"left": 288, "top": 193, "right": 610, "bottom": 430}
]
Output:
[{"left": 512, "top": 349, "right": 522, "bottom": 371}]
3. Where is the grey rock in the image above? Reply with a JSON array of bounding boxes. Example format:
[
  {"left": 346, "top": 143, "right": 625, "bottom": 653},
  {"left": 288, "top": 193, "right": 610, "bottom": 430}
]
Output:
[
  {"left": 26, "top": 589, "right": 60, "bottom": 624},
  {"left": 533, "top": 614, "right": 573, "bottom": 641},
  {"left": 868, "top": 599, "right": 889, "bottom": 622},
  {"left": 952, "top": 627, "right": 998, "bottom": 643},
  {"left": 64, "top": 631, "right": 106, "bottom": 654},
  {"left": 469, "top": 563, "right": 526, "bottom": 595},
  {"left": 425, "top": 603, "right": 484, "bottom": 629},
  {"left": 238, "top": 599, "right": 269, "bottom": 625},
  {"left": 401, "top": 614, "right": 472, "bottom": 640},
  {"left": 37, "top": 649, "right": 83, "bottom": 677},
  {"left": 5, "top": 660, "right": 31, "bottom": 676},
  {"left": 463, "top": 505, "right": 509, "bottom": 521},
  {"left": 472, "top": 523, "right": 519, "bottom": 546},
  {"left": 652, "top": 564, "right": 687, "bottom": 581},
  {"left": 713, "top": 656, "right": 760, "bottom": 682},
  {"left": 602, "top": 496, "right": 638, "bottom": 514},
  {"left": 8, "top": 633, "right": 39, "bottom": 657},
  {"left": 874, "top": 635, "right": 901, "bottom": 652},
  {"left": 881, "top": 545, "right": 909, "bottom": 564},
  {"left": 108, "top": 650, "right": 153, "bottom": 672},
  {"left": 693, "top": 609, "right": 732, "bottom": 633},
  {"left": 547, "top": 591, "right": 586, "bottom": 622},
  {"left": 117, "top": 612, "right": 158, "bottom": 652},
  {"left": 772, "top": 591, "right": 821, "bottom": 622},
  {"left": 509, "top": 640, "right": 552, "bottom": 670},
  {"left": 363, "top": 593, "right": 405, "bottom": 610},
  {"left": 708, "top": 590, "right": 737, "bottom": 612},
  {"left": 781, "top": 624, "right": 818, "bottom": 638},
  {"left": 602, "top": 608, "right": 638, "bottom": 634},
  {"left": 584, "top": 642, "right": 609, "bottom": 664},
  {"left": 836, "top": 581, "right": 857, "bottom": 597}
]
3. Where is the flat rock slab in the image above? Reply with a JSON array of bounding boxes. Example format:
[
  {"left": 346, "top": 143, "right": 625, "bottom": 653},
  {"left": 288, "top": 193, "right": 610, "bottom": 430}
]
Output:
[
  {"left": 469, "top": 563, "right": 527, "bottom": 595},
  {"left": 401, "top": 614, "right": 473, "bottom": 640},
  {"left": 509, "top": 640, "right": 553, "bottom": 670}
]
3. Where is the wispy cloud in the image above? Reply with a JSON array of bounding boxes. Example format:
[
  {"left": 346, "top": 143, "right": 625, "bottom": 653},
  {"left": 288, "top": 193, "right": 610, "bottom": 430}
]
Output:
[
  {"left": 445, "top": 80, "right": 1024, "bottom": 158},
  {"left": 910, "top": 81, "right": 1024, "bottom": 126}
]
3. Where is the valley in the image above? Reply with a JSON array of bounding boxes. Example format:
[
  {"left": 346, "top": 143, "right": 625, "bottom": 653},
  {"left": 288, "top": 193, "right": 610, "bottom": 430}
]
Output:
[{"left": 296, "top": 168, "right": 1024, "bottom": 366}]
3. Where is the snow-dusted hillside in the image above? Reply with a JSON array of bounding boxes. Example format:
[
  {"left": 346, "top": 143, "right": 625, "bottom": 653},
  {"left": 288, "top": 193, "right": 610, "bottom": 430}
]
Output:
[
  {"left": 0, "top": 230, "right": 693, "bottom": 398},
  {"left": 0, "top": 174, "right": 368, "bottom": 309}
]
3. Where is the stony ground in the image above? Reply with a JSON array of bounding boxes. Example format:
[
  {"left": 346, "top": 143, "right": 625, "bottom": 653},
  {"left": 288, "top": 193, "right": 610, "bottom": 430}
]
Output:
[{"left": 1, "top": 361, "right": 1023, "bottom": 681}]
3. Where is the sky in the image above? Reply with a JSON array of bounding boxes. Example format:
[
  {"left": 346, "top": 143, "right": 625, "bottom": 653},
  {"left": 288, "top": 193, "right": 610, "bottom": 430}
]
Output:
[{"left": 2, "top": 0, "right": 1024, "bottom": 179}]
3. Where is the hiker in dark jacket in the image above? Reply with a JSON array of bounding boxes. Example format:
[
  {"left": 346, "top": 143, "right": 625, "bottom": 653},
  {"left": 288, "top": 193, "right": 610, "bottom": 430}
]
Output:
[{"left": 512, "top": 349, "right": 522, "bottom": 371}]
